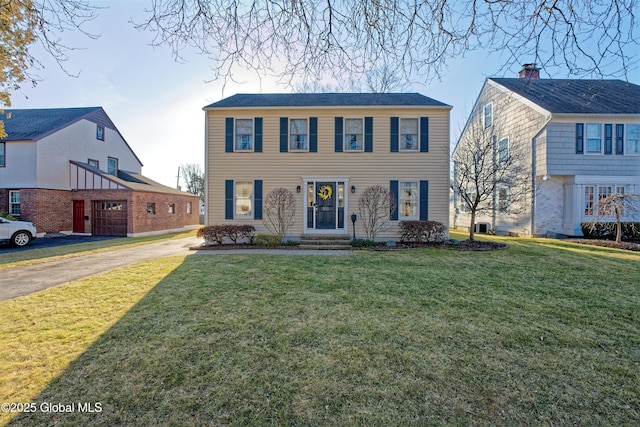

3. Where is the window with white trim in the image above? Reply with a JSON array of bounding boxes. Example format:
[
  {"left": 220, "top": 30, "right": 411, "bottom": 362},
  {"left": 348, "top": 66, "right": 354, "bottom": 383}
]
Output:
[
  {"left": 97, "top": 125, "right": 105, "bottom": 141},
  {"left": 344, "top": 118, "right": 364, "bottom": 151},
  {"left": 483, "top": 103, "right": 493, "bottom": 128},
  {"left": 498, "top": 137, "right": 509, "bottom": 163},
  {"left": 0, "top": 142, "right": 5, "bottom": 167},
  {"left": 627, "top": 124, "right": 640, "bottom": 155},
  {"left": 9, "top": 190, "right": 20, "bottom": 216},
  {"left": 235, "top": 181, "right": 253, "bottom": 218},
  {"left": 400, "top": 118, "right": 419, "bottom": 151},
  {"left": 399, "top": 181, "right": 418, "bottom": 219},
  {"left": 88, "top": 159, "right": 99, "bottom": 168},
  {"left": 290, "top": 118, "right": 308, "bottom": 151},
  {"left": 586, "top": 123, "right": 602, "bottom": 153},
  {"left": 584, "top": 184, "right": 627, "bottom": 217},
  {"left": 235, "top": 119, "right": 254, "bottom": 151}
]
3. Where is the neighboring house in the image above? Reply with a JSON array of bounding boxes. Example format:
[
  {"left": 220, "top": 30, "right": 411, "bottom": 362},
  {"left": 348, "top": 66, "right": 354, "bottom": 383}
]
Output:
[
  {"left": 453, "top": 66, "right": 640, "bottom": 236},
  {"left": 204, "top": 93, "right": 451, "bottom": 240},
  {"left": 0, "top": 107, "right": 200, "bottom": 236}
]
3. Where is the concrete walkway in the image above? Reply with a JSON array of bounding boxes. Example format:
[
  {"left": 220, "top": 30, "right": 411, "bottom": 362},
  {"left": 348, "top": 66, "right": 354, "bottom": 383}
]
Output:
[{"left": 0, "top": 238, "right": 352, "bottom": 301}]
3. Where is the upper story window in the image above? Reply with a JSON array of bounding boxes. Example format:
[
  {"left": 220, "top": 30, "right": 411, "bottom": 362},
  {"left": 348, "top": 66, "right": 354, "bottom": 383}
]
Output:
[
  {"left": 290, "top": 118, "right": 308, "bottom": 151},
  {"left": 498, "top": 137, "right": 509, "bottom": 163},
  {"left": 108, "top": 157, "right": 118, "bottom": 175},
  {"left": 497, "top": 186, "right": 509, "bottom": 213},
  {"left": 627, "top": 124, "right": 640, "bottom": 155},
  {"left": 483, "top": 103, "right": 493, "bottom": 128},
  {"left": 235, "top": 119, "right": 254, "bottom": 151},
  {"left": 344, "top": 118, "right": 364, "bottom": 151},
  {"left": 586, "top": 123, "right": 602, "bottom": 153},
  {"left": 88, "top": 159, "right": 99, "bottom": 168},
  {"left": 97, "top": 125, "right": 105, "bottom": 141},
  {"left": 400, "top": 118, "right": 419, "bottom": 151},
  {"left": 0, "top": 142, "right": 5, "bottom": 167}
]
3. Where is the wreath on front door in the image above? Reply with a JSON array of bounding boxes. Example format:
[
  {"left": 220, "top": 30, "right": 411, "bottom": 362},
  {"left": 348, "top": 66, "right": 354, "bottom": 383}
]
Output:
[{"left": 318, "top": 185, "right": 333, "bottom": 200}]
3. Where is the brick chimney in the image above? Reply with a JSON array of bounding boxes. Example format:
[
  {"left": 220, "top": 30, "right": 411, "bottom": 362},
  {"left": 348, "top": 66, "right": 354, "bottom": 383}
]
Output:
[{"left": 519, "top": 63, "right": 540, "bottom": 79}]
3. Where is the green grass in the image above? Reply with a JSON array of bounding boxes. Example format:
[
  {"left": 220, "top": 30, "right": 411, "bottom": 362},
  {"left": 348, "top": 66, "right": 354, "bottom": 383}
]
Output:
[
  {"left": 0, "top": 230, "right": 196, "bottom": 271},
  {"left": 1, "top": 235, "right": 639, "bottom": 426}
]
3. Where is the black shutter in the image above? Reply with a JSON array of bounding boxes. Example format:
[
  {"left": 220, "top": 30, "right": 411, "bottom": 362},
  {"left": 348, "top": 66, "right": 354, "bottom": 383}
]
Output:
[
  {"left": 280, "top": 117, "right": 288, "bottom": 152},
  {"left": 575, "top": 123, "right": 584, "bottom": 154},
  {"left": 419, "top": 180, "right": 429, "bottom": 220},
  {"left": 390, "top": 117, "right": 399, "bottom": 152},
  {"left": 225, "top": 180, "right": 234, "bottom": 219},
  {"left": 390, "top": 180, "right": 399, "bottom": 220},
  {"left": 254, "top": 118, "right": 263, "bottom": 152},
  {"left": 604, "top": 124, "right": 612, "bottom": 155},
  {"left": 364, "top": 116, "right": 373, "bottom": 152},
  {"left": 420, "top": 117, "right": 429, "bottom": 152},
  {"left": 254, "top": 180, "right": 263, "bottom": 220},
  {"left": 616, "top": 124, "right": 624, "bottom": 155},
  {"left": 309, "top": 117, "right": 318, "bottom": 152},
  {"left": 335, "top": 117, "right": 343, "bottom": 152},
  {"left": 225, "top": 118, "right": 234, "bottom": 153}
]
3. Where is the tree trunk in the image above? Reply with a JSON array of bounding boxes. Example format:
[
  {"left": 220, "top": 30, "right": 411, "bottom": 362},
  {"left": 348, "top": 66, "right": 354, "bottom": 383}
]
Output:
[
  {"left": 469, "top": 210, "right": 476, "bottom": 241},
  {"left": 615, "top": 207, "right": 622, "bottom": 244}
]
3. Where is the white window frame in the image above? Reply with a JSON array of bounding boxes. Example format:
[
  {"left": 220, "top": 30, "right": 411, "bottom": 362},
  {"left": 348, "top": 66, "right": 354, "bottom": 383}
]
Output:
[
  {"left": 9, "top": 190, "right": 20, "bottom": 216},
  {"left": 583, "top": 184, "right": 628, "bottom": 218},
  {"left": 498, "top": 137, "right": 509, "bottom": 164},
  {"left": 626, "top": 123, "right": 640, "bottom": 155},
  {"left": 399, "top": 117, "right": 420, "bottom": 151},
  {"left": 399, "top": 181, "right": 419, "bottom": 219},
  {"left": 483, "top": 103, "right": 493, "bottom": 128},
  {"left": 344, "top": 118, "right": 364, "bottom": 152},
  {"left": 585, "top": 123, "right": 603, "bottom": 154},
  {"left": 234, "top": 181, "right": 254, "bottom": 219},
  {"left": 234, "top": 119, "right": 254, "bottom": 152},
  {"left": 97, "top": 125, "right": 105, "bottom": 141},
  {"left": 289, "top": 118, "right": 309, "bottom": 151}
]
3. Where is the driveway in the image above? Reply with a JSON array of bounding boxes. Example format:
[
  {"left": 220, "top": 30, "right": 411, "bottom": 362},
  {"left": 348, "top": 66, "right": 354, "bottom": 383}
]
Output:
[
  {"left": 0, "top": 234, "right": 123, "bottom": 255},
  {"left": 0, "top": 236, "right": 200, "bottom": 302}
]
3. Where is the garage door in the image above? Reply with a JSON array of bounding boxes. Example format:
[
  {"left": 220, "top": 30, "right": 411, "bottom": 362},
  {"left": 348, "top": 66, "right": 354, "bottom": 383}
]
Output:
[{"left": 93, "top": 201, "right": 128, "bottom": 236}]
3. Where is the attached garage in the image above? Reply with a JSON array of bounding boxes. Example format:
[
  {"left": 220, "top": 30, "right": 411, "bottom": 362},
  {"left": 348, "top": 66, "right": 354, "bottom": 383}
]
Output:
[{"left": 93, "top": 201, "right": 128, "bottom": 236}]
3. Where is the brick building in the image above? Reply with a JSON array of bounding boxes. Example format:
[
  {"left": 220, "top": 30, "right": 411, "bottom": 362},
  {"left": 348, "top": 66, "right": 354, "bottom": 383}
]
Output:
[{"left": 0, "top": 107, "right": 199, "bottom": 236}]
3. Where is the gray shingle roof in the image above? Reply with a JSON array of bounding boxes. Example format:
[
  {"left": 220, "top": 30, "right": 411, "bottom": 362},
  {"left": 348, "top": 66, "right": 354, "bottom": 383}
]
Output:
[
  {"left": 204, "top": 93, "right": 450, "bottom": 109},
  {"left": 0, "top": 107, "right": 103, "bottom": 141},
  {"left": 490, "top": 78, "right": 640, "bottom": 114}
]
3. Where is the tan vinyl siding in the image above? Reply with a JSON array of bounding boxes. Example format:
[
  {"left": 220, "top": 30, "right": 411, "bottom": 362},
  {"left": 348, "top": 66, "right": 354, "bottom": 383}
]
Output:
[{"left": 206, "top": 106, "right": 451, "bottom": 239}]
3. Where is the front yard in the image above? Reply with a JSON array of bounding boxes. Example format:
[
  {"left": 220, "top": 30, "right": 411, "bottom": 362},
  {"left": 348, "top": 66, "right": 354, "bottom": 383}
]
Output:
[{"left": 1, "top": 234, "right": 638, "bottom": 426}]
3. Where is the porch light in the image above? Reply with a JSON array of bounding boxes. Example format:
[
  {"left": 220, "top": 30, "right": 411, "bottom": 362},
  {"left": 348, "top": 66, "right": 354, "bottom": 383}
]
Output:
[
  {"left": 351, "top": 185, "right": 356, "bottom": 193},
  {"left": 296, "top": 185, "right": 301, "bottom": 193}
]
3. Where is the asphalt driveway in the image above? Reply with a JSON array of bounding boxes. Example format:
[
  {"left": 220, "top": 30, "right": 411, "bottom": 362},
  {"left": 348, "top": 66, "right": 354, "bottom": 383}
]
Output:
[
  {"left": 0, "top": 234, "right": 123, "bottom": 254},
  {"left": 0, "top": 236, "right": 200, "bottom": 301}
]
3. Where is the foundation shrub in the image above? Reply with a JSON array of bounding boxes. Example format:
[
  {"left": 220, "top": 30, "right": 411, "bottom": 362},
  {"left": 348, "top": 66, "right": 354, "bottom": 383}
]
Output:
[{"left": 400, "top": 220, "right": 447, "bottom": 243}]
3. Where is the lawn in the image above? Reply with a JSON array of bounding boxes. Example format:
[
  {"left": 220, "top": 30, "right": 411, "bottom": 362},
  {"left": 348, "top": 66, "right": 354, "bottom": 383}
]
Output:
[{"left": 1, "top": 235, "right": 638, "bottom": 426}]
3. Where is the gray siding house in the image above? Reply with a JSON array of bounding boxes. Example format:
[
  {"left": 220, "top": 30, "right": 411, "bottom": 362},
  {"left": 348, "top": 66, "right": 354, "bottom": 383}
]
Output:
[{"left": 454, "top": 68, "right": 640, "bottom": 236}]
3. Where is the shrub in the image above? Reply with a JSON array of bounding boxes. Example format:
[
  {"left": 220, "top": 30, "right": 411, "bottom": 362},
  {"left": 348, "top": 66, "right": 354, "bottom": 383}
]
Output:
[
  {"left": 358, "top": 185, "right": 395, "bottom": 240},
  {"left": 197, "top": 225, "right": 256, "bottom": 245},
  {"left": 581, "top": 222, "right": 640, "bottom": 242},
  {"left": 284, "top": 240, "right": 299, "bottom": 247},
  {"left": 351, "top": 238, "right": 375, "bottom": 248},
  {"left": 263, "top": 188, "right": 296, "bottom": 243},
  {"left": 399, "top": 221, "right": 447, "bottom": 243},
  {"left": 256, "top": 233, "right": 282, "bottom": 248},
  {"left": 0, "top": 212, "right": 17, "bottom": 221}
]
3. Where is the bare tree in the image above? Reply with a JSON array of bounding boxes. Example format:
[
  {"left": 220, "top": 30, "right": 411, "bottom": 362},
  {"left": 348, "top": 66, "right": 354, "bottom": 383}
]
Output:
[
  {"left": 136, "top": 1, "right": 638, "bottom": 88},
  {"left": 453, "top": 116, "right": 530, "bottom": 241},
  {"left": 358, "top": 185, "right": 396, "bottom": 240},
  {"left": 263, "top": 188, "right": 296, "bottom": 243},
  {"left": 180, "top": 163, "right": 204, "bottom": 202},
  {"left": 583, "top": 192, "right": 640, "bottom": 243}
]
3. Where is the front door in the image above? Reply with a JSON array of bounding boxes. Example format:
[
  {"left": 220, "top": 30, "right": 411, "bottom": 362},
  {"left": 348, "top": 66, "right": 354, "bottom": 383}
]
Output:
[
  {"left": 316, "top": 182, "right": 336, "bottom": 229},
  {"left": 72, "top": 200, "right": 84, "bottom": 233}
]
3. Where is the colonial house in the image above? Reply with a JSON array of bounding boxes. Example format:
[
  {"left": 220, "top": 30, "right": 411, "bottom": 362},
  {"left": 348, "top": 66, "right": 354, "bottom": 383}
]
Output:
[
  {"left": 0, "top": 107, "right": 200, "bottom": 236},
  {"left": 453, "top": 65, "right": 640, "bottom": 236},
  {"left": 204, "top": 93, "right": 451, "bottom": 240}
]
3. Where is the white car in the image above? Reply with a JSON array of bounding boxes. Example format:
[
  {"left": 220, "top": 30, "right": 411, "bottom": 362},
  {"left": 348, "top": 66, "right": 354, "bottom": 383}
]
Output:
[{"left": 0, "top": 217, "right": 37, "bottom": 247}]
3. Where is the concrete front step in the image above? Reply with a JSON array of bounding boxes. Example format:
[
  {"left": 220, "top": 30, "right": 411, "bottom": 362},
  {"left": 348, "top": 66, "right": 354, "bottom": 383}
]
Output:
[
  {"left": 298, "top": 244, "right": 353, "bottom": 250},
  {"left": 298, "top": 235, "right": 352, "bottom": 250}
]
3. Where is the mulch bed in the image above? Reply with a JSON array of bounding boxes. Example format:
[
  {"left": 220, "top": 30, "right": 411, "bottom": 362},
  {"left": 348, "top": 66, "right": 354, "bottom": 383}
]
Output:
[
  {"left": 568, "top": 239, "right": 640, "bottom": 252},
  {"left": 362, "top": 239, "right": 508, "bottom": 251}
]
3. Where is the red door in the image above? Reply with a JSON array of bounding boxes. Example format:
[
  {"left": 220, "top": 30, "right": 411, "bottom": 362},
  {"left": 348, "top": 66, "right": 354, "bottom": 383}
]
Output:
[{"left": 73, "top": 200, "right": 85, "bottom": 233}]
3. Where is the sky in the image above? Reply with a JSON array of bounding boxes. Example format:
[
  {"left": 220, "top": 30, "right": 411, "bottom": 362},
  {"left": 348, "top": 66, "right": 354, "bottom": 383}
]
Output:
[{"left": 8, "top": 1, "right": 640, "bottom": 188}]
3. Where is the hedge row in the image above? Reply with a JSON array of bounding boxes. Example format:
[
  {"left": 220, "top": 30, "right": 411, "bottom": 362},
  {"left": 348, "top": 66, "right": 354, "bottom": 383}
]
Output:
[
  {"left": 197, "top": 225, "right": 255, "bottom": 245},
  {"left": 399, "top": 220, "right": 447, "bottom": 243},
  {"left": 580, "top": 222, "right": 640, "bottom": 242}
]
